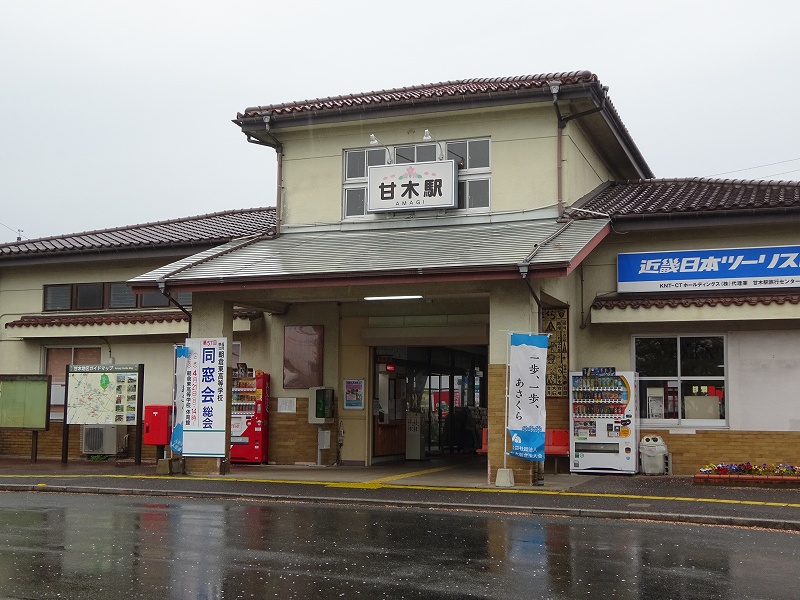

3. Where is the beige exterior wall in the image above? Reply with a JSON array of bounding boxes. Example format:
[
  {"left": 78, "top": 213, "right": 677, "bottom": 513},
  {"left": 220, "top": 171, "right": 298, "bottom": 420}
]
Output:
[
  {"left": 276, "top": 104, "right": 612, "bottom": 227},
  {"left": 567, "top": 223, "right": 800, "bottom": 473},
  {"left": 0, "top": 256, "right": 243, "bottom": 460}
]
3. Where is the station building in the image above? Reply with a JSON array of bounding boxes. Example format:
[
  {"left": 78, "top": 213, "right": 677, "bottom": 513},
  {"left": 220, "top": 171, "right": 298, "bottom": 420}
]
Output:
[
  {"left": 131, "top": 70, "right": 800, "bottom": 480},
  {"left": 3, "top": 71, "right": 799, "bottom": 481}
]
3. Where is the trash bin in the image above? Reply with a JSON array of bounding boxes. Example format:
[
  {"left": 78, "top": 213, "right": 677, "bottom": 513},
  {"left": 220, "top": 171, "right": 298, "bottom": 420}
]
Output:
[{"left": 639, "top": 435, "right": 668, "bottom": 475}]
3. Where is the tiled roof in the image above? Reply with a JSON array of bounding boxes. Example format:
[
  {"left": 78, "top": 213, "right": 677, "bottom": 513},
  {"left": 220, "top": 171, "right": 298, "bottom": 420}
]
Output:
[
  {"left": 571, "top": 178, "right": 800, "bottom": 220},
  {"left": 592, "top": 291, "right": 800, "bottom": 311},
  {"left": 5, "top": 309, "right": 263, "bottom": 329},
  {"left": 0, "top": 207, "right": 276, "bottom": 259},
  {"left": 237, "top": 71, "right": 598, "bottom": 118}
]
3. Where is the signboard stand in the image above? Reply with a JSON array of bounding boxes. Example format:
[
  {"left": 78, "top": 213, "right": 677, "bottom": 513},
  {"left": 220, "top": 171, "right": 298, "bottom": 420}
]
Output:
[
  {"left": 61, "top": 364, "right": 145, "bottom": 465},
  {"left": 0, "top": 374, "right": 52, "bottom": 463},
  {"left": 31, "top": 431, "right": 38, "bottom": 462}
]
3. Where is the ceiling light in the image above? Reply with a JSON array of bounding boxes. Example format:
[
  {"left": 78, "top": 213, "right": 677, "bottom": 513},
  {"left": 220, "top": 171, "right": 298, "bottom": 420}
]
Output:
[{"left": 363, "top": 295, "right": 423, "bottom": 301}]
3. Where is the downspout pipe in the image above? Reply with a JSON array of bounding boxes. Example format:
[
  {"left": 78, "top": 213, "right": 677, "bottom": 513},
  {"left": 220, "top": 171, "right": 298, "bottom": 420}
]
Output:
[
  {"left": 548, "top": 80, "right": 607, "bottom": 218},
  {"left": 517, "top": 264, "right": 543, "bottom": 333},
  {"left": 158, "top": 280, "right": 192, "bottom": 336},
  {"left": 239, "top": 111, "right": 283, "bottom": 237}
]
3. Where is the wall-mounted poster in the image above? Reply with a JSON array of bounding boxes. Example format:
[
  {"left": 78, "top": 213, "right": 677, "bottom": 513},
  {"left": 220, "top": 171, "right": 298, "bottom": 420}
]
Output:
[
  {"left": 344, "top": 379, "right": 365, "bottom": 410},
  {"left": 284, "top": 325, "right": 323, "bottom": 389}
]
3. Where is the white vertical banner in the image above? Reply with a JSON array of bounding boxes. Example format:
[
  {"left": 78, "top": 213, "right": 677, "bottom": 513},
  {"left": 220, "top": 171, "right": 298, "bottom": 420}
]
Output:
[
  {"left": 182, "top": 337, "right": 228, "bottom": 457},
  {"left": 507, "top": 333, "right": 548, "bottom": 461}
]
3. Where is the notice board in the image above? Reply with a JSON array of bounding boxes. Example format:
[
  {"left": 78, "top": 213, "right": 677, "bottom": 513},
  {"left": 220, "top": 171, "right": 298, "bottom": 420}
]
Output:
[
  {"left": 66, "top": 364, "right": 143, "bottom": 425},
  {"left": 0, "top": 375, "right": 52, "bottom": 430}
]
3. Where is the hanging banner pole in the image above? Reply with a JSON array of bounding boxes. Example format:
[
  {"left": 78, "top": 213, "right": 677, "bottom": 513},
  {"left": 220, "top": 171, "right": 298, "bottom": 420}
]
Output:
[{"left": 506, "top": 332, "right": 549, "bottom": 462}]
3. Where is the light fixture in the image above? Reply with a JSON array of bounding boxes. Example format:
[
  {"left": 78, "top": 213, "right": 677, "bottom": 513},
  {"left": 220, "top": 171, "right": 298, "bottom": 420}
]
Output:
[
  {"left": 363, "top": 295, "right": 423, "bottom": 301},
  {"left": 547, "top": 80, "right": 561, "bottom": 102},
  {"left": 369, "top": 134, "right": 392, "bottom": 164},
  {"left": 422, "top": 129, "right": 444, "bottom": 160}
]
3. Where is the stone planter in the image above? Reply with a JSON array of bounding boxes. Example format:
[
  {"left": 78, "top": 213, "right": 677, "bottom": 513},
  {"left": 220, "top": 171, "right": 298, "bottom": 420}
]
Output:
[{"left": 693, "top": 473, "right": 800, "bottom": 488}]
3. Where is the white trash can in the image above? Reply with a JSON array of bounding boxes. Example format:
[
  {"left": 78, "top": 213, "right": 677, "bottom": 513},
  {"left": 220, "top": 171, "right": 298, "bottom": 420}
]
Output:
[{"left": 639, "top": 435, "right": 668, "bottom": 475}]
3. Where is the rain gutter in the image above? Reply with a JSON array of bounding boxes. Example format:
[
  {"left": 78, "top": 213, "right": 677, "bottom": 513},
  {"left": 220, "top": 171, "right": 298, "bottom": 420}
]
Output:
[{"left": 238, "top": 111, "right": 283, "bottom": 238}]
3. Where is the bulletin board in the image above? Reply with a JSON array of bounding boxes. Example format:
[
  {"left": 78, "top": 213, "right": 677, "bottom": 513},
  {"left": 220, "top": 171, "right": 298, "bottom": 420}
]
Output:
[{"left": 0, "top": 375, "right": 51, "bottom": 430}]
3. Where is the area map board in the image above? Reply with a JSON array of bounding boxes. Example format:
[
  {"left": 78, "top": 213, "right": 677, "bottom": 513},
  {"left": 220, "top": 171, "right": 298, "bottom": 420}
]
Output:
[{"left": 65, "top": 364, "right": 144, "bottom": 425}]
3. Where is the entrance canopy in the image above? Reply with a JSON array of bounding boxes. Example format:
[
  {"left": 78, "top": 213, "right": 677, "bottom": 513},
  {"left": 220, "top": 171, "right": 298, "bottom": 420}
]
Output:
[{"left": 129, "top": 217, "right": 610, "bottom": 293}]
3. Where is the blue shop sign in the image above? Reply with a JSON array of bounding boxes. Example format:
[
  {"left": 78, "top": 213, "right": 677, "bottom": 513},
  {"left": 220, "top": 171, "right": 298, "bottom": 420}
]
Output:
[{"left": 617, "top": 245, "right": 800, "bottom": 292}]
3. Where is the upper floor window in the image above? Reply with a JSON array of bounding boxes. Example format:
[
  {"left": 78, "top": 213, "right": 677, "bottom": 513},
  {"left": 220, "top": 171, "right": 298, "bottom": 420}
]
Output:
[
  {"left": 43, "top": 282, "right": 192, "bottom": 312},
  {"left": 343, "top": 138, "right": 491, "bottom": 218}
]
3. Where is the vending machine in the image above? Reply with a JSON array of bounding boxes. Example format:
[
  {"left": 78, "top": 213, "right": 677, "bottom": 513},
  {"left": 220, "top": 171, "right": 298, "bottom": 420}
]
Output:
[
  {"left": 230, "top": 372, "right": 269, "bottom": 463},
  {"left": 569, "top": 368, "right": 637, "bottom": 474}
]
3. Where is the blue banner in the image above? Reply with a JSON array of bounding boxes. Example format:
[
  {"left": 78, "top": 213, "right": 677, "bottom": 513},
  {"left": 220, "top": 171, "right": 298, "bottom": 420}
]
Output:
[{"left": 618, "top": 245, "right": 800, "bottom": 292}]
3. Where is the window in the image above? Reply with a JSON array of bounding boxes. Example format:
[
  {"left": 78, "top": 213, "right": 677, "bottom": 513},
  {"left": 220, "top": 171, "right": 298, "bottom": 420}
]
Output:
[
  {"left": 342, "top": 138, "right": 491, "bottom": 217},
  {"left": 43, "top": 282, "right": 192, "bottom": 311},
  {"left": 635, "top": 335, "right": 726, "bottom": 425},
  {"left": 75, "top": 283, "right": 104, "bottom": 310},
  {"left": 44, "top": 285, "right": 71, "bottom": 311}
]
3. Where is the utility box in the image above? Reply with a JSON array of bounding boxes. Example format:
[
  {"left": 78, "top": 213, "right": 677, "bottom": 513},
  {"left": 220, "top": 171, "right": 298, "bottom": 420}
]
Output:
[
  {"left": 308, "top": 387, "right": 334, "bottom": 424},
  {"left": 639, "top": 435, "right": 668, "bottom": 475},
  {"left": 143, "top": 404, "right": 172, "bottom": 446}
]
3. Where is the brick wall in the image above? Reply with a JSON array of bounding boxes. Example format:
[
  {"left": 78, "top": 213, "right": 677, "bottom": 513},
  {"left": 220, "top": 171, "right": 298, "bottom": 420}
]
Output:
[
  {"left": 641, "top": 429, "right": 800, "bottom": 475},
  {"left": 487, "top": 364, "right": 572, "bottom": 485},
  {"left": 267, "top": 397, "right": 337, "bottom": 465},
  {"left": 0, "top": 424, "right": 157, "bottom": 461}
]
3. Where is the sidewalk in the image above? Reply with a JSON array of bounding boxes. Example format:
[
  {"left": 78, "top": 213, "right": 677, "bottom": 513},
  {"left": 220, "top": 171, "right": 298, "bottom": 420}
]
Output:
[{"left": 1, "top": 455, "right": 799, "bottom": 531}]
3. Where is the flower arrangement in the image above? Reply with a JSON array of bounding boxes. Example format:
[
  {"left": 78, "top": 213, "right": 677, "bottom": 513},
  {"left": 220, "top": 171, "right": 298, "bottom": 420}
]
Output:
[{"left": 699, "top": 462, "right": 800, "bottom": 476}]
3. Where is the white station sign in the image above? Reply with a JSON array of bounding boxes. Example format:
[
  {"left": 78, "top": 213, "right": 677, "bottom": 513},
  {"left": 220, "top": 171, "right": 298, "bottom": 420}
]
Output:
[{"left": 367, "top": 160, "right": 457, "bottom": 213}]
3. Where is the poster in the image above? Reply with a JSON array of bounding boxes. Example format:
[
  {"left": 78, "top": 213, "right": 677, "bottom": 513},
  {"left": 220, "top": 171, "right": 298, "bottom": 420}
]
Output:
[
  {"left": 506, "top": 333, "right": 549, "bottom": 461},
  {"left": 182, "top": 338, "right": 228, "bottom": 457},
  {"left": 344, "top": 379, "right": 364, "bottom": 410}
]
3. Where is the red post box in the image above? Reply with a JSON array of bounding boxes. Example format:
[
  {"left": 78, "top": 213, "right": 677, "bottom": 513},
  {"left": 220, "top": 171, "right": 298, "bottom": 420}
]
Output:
[{"left": 143, "top": 404, "right": 172, "bottom": 446}]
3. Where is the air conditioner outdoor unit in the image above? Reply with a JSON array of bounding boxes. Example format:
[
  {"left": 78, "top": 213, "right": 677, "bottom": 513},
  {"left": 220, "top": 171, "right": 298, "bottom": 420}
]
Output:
[{"left": 81, "top": 425, "right": 126, "bottom": 455}]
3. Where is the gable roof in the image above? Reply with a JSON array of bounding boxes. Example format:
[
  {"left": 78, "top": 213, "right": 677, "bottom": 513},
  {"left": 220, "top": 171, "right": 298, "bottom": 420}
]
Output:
[
  {"left": 0, "top": 207, "right": 276, "bottom": 262},
  {"left": 237, "top": 72, "right": 598, "bottom": 119},
  {"left": 234, "top": 71, "right": 653, "bottom": 180},
  {"left": 568, "top": 178, "right": 800, "bottom": 228}
]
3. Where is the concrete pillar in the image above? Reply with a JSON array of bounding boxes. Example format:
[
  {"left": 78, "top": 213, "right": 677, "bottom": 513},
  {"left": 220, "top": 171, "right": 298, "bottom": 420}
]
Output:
[
  {"left": 487, "top": 281, "right": 540, "bottom": 486},
  {"left": 184, "top": 294, "right": 234, "bottom": 476}
]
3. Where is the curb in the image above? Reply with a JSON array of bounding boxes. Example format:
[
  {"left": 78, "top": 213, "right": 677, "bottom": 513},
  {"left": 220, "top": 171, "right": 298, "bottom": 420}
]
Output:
[
  {"left": 693, "top": 474, "right": 800, "bottom": 488},
  {"left": 3, "top": 483, "right": 799, "bottom": 533}
]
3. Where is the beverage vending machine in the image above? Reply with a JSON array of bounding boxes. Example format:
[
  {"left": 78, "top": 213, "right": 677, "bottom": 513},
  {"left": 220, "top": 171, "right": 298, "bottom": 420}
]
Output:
[
  {"left": 230, "top": 372, "right": 269, "bottom": 463},
  {"left": 569, "top": 368, "right": 637, "bottom": 474}
]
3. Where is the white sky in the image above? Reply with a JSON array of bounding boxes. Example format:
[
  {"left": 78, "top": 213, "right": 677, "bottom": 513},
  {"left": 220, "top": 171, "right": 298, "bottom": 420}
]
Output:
[{"left": 2, "top": 1, "right": 798, "bottom": 243}]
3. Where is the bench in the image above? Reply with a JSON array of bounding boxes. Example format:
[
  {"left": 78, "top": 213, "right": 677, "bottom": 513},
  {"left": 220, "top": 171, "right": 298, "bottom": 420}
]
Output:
[{"left": 545, "top": 428, "right": 570, "bottom": 473}]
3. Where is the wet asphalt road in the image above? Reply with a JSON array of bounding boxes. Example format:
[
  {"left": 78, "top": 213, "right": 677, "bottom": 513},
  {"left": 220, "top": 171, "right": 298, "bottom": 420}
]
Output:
[
  {"left": 0, "top": 491, "right": 798, "bottom": 600},
  {"left": 1, "top": 461, "right": 799, "bottom": 531}
]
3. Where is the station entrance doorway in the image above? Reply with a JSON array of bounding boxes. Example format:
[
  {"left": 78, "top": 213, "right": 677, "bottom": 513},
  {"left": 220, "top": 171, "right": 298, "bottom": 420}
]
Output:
[{"left": 371, "top": 346, "right": 488, "bottom": 461}]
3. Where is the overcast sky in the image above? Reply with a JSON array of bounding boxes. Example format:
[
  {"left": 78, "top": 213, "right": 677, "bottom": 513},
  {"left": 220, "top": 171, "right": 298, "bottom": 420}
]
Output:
[{"left": 1, "top": 1, "right": 798, "bottom": 243}]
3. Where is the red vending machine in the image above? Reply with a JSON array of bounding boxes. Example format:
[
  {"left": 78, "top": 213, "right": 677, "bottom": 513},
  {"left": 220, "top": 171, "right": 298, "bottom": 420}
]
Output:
[{"left": 230, "top": 372, "right": 269, "bottom": 463}]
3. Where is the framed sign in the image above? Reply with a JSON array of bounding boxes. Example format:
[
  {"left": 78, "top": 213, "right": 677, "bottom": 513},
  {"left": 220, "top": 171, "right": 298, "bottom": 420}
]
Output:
[
  {"left": 182, "top": 338, "right": 228, "bottom": 457},
  {"left": 367, "top": 160, "right": 457, "bottom": 213},
  {"left": 284, "top": 326, "right": 323, "bottom": 389},
  {"left": 344, "top": 379, "right": 365, "bottom": 410},
  {"left": 0, "top": 375, "right": 51, "bottom": 430}
]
